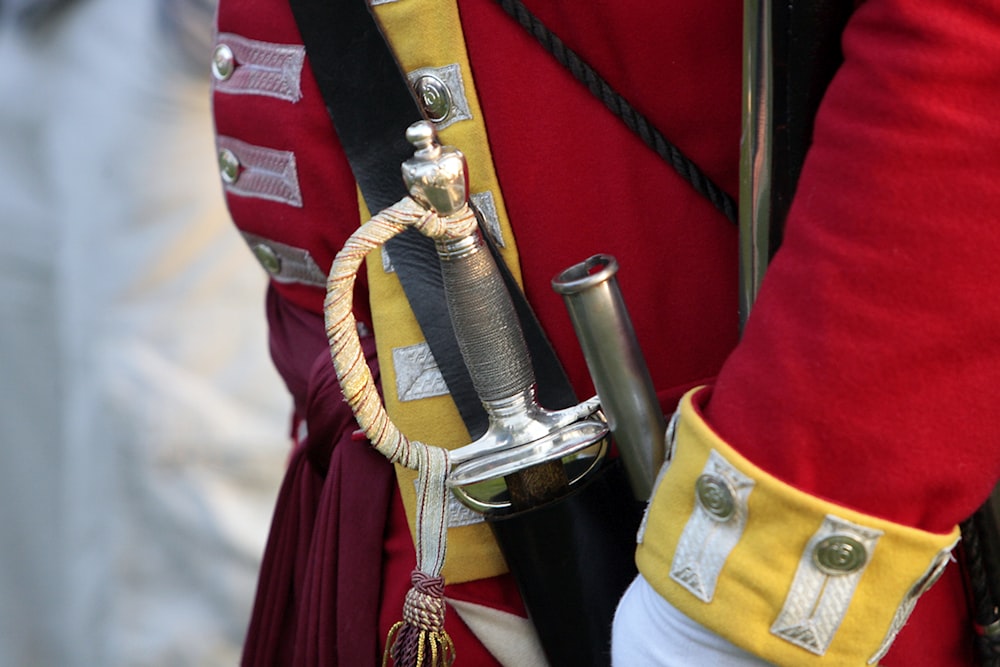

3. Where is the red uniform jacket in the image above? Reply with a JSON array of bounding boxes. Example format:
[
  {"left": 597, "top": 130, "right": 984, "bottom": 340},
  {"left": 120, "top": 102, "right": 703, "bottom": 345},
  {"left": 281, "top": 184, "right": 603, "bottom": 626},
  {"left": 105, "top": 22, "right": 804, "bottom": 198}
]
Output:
[{"left": 212, "top": 0, "right": 1000, "bottom": 664}]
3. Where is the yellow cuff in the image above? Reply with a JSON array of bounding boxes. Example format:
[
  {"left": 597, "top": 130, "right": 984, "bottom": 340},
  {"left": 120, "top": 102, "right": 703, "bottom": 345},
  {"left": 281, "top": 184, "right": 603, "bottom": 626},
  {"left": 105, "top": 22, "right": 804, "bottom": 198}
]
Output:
[{"left": 636, "top": 389, "right": 959, "bottom": 666}]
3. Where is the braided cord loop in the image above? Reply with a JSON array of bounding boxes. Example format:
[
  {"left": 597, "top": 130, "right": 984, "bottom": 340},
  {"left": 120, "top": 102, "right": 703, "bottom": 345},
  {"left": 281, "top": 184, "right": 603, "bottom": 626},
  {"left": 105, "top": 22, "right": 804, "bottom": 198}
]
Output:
[
  {"left": 323, "top": 196, "right": 475, "bottom": 468},
  {"left": 324, "top": 196, "right": 478, "bottom": 667}
]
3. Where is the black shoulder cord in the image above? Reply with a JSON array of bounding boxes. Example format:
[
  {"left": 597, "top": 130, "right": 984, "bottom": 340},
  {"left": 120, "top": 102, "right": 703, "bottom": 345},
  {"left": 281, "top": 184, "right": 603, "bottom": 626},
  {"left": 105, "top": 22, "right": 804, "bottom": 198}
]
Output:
[{"left": 494, "top": 0, "right": 738, "bottom": 225}]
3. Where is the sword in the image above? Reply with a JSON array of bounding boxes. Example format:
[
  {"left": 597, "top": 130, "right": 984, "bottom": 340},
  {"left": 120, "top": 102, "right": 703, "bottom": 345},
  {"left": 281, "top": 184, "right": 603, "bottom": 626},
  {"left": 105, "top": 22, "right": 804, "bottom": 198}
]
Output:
[
  {"left": 325, "top": 121, "right": 651, "bottom": 666},
  {"left": 400, "top": 121, "right": 649, "bottom": 666}
]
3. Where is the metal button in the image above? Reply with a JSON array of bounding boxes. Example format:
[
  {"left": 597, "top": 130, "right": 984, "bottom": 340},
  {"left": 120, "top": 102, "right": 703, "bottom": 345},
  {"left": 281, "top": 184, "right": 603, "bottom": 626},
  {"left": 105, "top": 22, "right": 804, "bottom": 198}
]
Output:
[
  {"left": 413, "top": 74, "right": 453, "bottom": 124},
  {"left": 695, "top": 474, "right": 736, "bottom": 521},
  {"left": 252, "top": 243, "right": 282, "bottom": 275},
  {"left": 218, "top": 148, "right": 241, "bottom": 184},
  {"left": 212, "top": 44, "right": 236, "bottom": 81},
  {"left": 813, "top": 535, "right": 868, "bottom": 575}
]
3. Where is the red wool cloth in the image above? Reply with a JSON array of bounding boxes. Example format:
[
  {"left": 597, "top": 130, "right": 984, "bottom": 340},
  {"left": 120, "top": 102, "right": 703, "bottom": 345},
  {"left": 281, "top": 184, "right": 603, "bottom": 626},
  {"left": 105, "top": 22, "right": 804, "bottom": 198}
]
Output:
[{"left": 216, "top": 0, "right": 1000, "bottom": 664}]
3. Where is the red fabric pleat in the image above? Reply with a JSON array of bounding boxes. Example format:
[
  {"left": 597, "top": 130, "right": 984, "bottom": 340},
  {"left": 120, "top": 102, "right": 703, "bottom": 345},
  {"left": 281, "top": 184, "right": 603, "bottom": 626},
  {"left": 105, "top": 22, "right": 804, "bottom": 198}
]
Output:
[
  {"left": 241, "top": 293, "right": 395, "bottom": 666},
  {"left": 241, "top": 293, "right": 523, "bottom": 666},
  {"left": 241, "top": 447, "right": 325, "bottom": 666}
]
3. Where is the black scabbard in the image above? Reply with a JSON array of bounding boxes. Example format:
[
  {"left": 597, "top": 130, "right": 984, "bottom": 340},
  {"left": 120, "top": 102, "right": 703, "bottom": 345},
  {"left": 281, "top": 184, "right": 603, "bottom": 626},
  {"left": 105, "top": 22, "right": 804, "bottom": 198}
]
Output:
[{"left": 488, "top": 459, "right": 642, "bottom": 667}]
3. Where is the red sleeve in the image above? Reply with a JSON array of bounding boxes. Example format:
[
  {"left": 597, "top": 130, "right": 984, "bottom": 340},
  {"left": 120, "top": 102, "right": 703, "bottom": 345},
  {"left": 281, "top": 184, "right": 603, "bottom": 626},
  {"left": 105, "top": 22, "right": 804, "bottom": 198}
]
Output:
[{"left": 705, "top": 0, "right": 1000, "bottom": 534}]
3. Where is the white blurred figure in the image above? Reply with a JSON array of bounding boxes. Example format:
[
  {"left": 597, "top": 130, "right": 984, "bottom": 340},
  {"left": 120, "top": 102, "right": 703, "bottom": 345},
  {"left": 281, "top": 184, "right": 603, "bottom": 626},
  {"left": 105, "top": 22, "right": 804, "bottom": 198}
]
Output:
[{"left": 0, "top": 1, "right": 288, "bottom": 665}]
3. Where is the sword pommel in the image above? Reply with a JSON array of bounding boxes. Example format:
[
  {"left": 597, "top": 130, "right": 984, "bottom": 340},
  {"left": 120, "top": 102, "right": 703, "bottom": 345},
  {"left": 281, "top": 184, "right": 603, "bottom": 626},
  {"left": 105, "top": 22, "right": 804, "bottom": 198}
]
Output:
[{"left": 402, "top": 120, "right": 469, "bottom": 217}]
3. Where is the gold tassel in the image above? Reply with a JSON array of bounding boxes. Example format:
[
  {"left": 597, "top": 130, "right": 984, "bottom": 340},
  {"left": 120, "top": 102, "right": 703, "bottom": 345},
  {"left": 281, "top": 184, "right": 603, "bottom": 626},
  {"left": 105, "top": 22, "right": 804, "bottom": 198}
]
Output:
[{"left": 382, "top": 572, "right": 456, "bottom": 667}]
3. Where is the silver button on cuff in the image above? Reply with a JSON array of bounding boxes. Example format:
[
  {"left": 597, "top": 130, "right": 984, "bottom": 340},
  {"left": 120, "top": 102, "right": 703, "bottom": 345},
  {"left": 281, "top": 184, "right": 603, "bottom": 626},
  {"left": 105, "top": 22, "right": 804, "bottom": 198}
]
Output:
[
  {"left": 413, "top": 74, "right": 453, "bottom": 124},
  {"left": 813, "top": 535, "right": 868, "bottom": 575},
  {"left": 218, "top": 148, "right": 241, "bottom": 184},
  {"left": 695, "top": 474, "right": 736, "bottom": 522},
  {"left": 212, "top": 44, "right": 236, "bottom": 81},
  {"left": 252, "top": 243, "right": 282, "bottom": 275}
]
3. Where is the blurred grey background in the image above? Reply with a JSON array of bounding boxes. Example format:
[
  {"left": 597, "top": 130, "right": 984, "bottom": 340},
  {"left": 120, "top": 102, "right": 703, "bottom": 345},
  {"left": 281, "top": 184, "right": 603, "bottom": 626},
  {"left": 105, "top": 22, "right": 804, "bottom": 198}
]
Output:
[{"left": 0, "top": 1, "right": 289, "bottom": 664}]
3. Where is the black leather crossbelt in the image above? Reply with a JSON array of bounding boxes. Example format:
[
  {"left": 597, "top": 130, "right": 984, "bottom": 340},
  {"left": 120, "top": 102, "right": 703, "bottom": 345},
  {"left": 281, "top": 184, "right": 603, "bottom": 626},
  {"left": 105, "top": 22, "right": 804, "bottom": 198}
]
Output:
[{"left": 287, "top": 0, "right": 576, "bottom": 439}]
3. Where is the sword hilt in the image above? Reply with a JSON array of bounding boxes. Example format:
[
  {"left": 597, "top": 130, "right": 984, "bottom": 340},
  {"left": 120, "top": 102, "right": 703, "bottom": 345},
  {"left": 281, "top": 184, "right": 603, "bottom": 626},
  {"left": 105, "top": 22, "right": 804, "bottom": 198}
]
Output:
[
  {"left": 402, "top": 122, "right": 605, "bottom": 512},
  {"left": 403, "top": 121, "right": 535, "bottom": 405}
]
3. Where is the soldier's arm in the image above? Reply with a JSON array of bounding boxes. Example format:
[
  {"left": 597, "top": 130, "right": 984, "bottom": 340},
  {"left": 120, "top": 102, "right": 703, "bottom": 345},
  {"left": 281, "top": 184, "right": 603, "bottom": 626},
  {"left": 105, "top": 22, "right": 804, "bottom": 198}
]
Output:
[{"left": 623, "top": 1, "right": 1000, "bottom": 664}]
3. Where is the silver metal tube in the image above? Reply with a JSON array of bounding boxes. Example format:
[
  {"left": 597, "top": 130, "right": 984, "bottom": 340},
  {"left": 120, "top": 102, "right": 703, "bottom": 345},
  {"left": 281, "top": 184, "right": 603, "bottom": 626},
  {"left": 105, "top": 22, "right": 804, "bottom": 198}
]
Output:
[
  {"left": 552, "top": 254, "right": 665, "bottom": 501},
  {"left": 739, "top": 0, "right": 773, "bottom": 331}
]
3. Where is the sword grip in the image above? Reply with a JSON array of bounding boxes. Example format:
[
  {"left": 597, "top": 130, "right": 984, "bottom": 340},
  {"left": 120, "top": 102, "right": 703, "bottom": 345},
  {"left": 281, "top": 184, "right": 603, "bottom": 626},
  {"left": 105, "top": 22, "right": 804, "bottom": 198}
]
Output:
[
  {"left": 436, "top": 206, "right": 570, "bottom": 512},
  {"left": 437, "top": 232, "right": 535, "bottom": 403}
]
